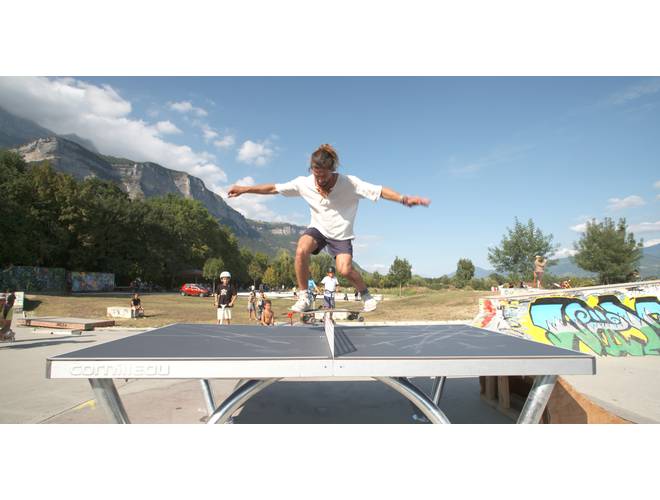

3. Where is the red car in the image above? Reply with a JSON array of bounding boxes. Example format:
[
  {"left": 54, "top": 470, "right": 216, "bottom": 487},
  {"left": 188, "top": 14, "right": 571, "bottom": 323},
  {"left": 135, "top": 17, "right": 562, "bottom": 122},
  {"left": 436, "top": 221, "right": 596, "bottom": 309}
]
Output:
[{"left": 180, "top": 283, "right": 211, "bottom": 297}]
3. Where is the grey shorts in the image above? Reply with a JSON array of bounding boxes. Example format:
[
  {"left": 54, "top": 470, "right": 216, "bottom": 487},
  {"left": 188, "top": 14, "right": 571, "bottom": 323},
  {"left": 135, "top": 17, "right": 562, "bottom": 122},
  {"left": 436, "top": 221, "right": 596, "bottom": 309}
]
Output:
[{"left": 303, "top": 227, "right": 353, "bottom": 257}]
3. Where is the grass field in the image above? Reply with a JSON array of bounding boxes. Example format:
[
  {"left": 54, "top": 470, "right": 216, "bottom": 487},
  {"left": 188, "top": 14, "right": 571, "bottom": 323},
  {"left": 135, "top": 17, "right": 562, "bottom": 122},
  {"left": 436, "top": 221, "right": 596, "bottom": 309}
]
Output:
[{"left": 21, "top": 288, "right": 491, "bottom": 328}]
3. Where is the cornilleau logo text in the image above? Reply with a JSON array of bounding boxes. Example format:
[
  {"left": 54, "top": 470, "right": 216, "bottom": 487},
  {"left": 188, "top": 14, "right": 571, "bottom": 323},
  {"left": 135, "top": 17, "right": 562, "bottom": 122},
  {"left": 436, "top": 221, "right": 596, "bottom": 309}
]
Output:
[{"left": 70, "top": 365, "right": 170, "bottom": 377}]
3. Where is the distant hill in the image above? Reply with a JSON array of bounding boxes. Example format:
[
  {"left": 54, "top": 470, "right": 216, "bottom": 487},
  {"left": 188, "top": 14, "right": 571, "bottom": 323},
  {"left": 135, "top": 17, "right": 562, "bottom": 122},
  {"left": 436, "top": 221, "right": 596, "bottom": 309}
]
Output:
[
  {"left": 443, "top": 244, "right": 660, "bottom": 280},
  {"left": 0, "top": 106, "right": 53, "bottom": 148},
  {"left": 448, "top": 266, "right": 496, "bottom": 279},
  {"left": 1, "top": 105, "right": 307, "bottom": 257},
  {"left": 548, "top": 245, "right": 660, "bottom": 278}
]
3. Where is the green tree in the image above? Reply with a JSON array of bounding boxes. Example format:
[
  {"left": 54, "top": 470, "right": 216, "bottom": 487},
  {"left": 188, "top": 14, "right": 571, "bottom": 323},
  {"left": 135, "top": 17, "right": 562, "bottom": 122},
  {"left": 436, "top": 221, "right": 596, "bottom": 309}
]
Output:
[
  {"left": 454, "top": 258, "right": 475, "bottom": 288},
  {"left": 573, "top": 218, "right": 643, "bottom": 284},
  {"left": 488, "top": 218, "right": 559, "bottom": 281},
  {"left": 262, "top": 266, "right": 279, "bottom": 289},
  {"left": 366, "top": 270, "right": 382, "bottom": 289},
  {"left": 388, "top": 256, "right": 412, "bottom": 296},
  {"left": 273, "top": 250, "right": 295, "bottom": 287},
  {"left": 203, "top": 257, "right": 225, "bottom": 293}
]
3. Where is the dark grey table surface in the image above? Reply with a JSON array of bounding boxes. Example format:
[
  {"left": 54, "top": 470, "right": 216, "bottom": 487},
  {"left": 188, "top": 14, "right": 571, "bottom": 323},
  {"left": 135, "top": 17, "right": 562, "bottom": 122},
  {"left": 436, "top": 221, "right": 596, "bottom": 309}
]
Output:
[{"left": 51, "top": 323, "right": 592, "bottom": 361}]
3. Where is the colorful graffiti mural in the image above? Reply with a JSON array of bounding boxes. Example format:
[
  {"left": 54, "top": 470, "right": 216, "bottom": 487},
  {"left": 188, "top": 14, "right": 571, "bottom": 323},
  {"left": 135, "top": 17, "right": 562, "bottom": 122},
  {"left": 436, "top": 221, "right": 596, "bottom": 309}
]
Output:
[
  {"left": 474, "top": 281, "right": 660, "bottom": 357},
  {"left": 69, "top": 272, "right": 115, "bottom": 292},
  {"left": 0, "top": 266, "right": 67, "bottom": 292}
]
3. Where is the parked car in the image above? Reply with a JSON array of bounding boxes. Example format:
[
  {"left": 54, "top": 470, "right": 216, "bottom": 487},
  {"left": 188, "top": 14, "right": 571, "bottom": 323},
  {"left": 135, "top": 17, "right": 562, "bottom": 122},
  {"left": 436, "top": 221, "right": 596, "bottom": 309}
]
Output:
[{"left": 180, "top": 283, "right": 211, "bottom": 297}]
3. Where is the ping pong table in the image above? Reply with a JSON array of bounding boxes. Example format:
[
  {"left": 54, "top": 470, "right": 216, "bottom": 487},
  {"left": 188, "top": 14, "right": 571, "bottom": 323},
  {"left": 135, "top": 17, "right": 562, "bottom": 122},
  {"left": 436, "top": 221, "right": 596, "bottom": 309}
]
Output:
[{"left": 46, "top": 319, "right": 596, "bottom": 424}]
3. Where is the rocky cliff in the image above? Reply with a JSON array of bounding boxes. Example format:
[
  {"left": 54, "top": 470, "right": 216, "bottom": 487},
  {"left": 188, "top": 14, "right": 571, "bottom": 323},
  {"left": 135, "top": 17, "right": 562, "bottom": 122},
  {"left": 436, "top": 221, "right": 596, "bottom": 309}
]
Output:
[{"left": 2, "top": 105, "right": 307, "bottom": 255}]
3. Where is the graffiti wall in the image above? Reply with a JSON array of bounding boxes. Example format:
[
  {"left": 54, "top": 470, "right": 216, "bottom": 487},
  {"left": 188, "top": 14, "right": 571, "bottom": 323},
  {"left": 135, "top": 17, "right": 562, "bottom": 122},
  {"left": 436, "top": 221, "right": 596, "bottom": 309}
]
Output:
[
  {"left": 0, "top": 266, "right": 67, "bottom": 292},
  {"left": 474, "top": 281, "right": 660, "bottom": 356},
  {"left": 69, "top": 272, "right": 115, "bottom": 292}
]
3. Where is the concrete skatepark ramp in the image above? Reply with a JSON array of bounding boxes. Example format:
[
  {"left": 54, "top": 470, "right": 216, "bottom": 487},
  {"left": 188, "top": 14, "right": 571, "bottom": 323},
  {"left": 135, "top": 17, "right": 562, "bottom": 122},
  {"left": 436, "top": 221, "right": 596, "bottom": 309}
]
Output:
[{"left": 473, "top": 280, "right": 660, "bottom": 356}]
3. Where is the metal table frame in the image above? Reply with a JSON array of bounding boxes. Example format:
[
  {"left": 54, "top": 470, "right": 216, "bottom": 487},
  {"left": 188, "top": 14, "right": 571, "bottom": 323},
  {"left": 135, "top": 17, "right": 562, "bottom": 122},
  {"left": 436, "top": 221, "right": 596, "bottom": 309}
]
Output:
[{"left": 83, "top": 373, "right": 558, "bottom": 425}]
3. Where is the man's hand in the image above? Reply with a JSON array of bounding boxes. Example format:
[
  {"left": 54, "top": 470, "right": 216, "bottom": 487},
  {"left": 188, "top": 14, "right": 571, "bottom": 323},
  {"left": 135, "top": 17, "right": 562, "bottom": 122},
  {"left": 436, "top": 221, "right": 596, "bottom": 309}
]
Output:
[
  {"left": 227, "top": 185, "right": 245, "bottom": 198},
  {"left": 402, "top": 195, "right": 431, "bottom": 207}
]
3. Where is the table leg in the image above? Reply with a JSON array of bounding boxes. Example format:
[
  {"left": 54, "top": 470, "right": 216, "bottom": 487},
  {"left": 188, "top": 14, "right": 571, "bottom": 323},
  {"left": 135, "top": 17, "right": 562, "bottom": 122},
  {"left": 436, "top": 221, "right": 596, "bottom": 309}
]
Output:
[
  {"left": 517, "top": 375, "right": 558, "bottom": 424},
  {"left": 379, "top": 377, "right": 451, "bottom": 424},
  {"left": 200, "top": 379, "right": 216, "bottom": 416},
  {"left": 430, "top": 376, "right": 447, "bottom": 405},
  {"left": 89, "top": 379, "right": 130, "bottom": 424},
  {"left": 207, "top": 379, "right": 279, "bottom": 424}
]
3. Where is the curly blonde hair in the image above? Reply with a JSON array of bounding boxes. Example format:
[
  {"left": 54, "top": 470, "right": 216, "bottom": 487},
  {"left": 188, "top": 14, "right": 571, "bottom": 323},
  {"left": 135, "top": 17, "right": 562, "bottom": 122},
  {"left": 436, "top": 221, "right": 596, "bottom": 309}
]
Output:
[{"left": 310, "top": 144, "right": 339, "bottom": 171}]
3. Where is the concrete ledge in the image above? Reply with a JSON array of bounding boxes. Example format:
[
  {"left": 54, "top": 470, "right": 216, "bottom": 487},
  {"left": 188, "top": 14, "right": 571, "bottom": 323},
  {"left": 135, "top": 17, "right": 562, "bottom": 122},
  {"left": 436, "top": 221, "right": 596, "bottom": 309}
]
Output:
[{"left": 107, "top": 306, "right": 142, "bottom": 319}]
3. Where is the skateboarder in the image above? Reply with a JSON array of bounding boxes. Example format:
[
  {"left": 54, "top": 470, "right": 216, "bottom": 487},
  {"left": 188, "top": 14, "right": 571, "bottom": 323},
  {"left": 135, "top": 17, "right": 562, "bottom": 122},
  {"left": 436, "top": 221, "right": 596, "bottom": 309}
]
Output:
[{"left": 228, "top": 144, "right": 430, "bottom": 312}]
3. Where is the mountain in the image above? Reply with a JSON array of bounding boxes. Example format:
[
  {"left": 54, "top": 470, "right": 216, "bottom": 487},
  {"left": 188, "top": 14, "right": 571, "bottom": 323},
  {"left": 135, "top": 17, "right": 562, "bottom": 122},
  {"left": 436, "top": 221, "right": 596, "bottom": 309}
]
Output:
[
  {"left": 442, "top": 244, "right": 660, "bottom": 280},
  {"left": 14, "top": 135, "right": 302, "bottom": 245},
  {"left": 448, "top": 266, "right": 496, "bottom": 279},
  {"left": 0, "top": 106, "right": 54, "bottom": 148},
  {"left": 0, "top": 106, "right": 306, "bottom": 256},
  {"left": 548, "top": 245, "right": 660, "bottom": 278}
]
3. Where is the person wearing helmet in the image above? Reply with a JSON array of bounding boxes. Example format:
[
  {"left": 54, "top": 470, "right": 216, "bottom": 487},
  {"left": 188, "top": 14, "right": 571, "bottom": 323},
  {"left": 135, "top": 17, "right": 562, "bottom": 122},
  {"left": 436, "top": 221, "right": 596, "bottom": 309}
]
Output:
[
  {"left": 214, "top": 271, "right": 237, "bottom": 325},
  {"left": 228, "top": 144, "right": 430, "bottom": 313},
  {"left": 321, "top": 267, "right": 339, "bottom": 309}
]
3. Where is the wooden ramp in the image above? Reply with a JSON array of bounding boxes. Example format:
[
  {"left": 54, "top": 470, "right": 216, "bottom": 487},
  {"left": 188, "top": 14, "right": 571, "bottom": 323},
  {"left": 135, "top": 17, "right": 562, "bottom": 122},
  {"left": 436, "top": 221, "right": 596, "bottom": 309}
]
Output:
[
  {"left": 18, "top": 317, "right": 115, "bottom": 331},
  {"left": 480, "top": 376, "right": 631, "bottom": 424}
]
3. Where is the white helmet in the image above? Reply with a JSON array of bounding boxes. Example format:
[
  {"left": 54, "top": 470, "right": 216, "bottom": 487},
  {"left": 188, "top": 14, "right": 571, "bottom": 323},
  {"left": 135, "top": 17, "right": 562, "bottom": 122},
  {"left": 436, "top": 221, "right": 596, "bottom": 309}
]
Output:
[{"left": 220, "top": 271, "right": 231, "bottom": 279}]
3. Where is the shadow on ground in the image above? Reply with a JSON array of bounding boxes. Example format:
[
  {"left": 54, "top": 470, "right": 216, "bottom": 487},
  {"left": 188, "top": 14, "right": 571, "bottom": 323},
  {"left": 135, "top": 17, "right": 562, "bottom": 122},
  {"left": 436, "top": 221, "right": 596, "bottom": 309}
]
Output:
[{"left": 45, "top": 377, "right": 513, "bottom": 424}]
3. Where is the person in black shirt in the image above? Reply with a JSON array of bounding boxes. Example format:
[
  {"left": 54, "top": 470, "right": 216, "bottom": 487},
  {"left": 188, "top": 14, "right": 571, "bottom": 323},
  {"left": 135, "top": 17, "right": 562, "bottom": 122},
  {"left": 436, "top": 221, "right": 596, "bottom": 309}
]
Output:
[
  {"left": 214, "top": 271, "right": 237, "bottom": 325},
  {"left": 2, "top": 290, "right": 16, "bottom": 320},
  {"left": 130, "top": 293, "right": 144, "bottom": 318}
]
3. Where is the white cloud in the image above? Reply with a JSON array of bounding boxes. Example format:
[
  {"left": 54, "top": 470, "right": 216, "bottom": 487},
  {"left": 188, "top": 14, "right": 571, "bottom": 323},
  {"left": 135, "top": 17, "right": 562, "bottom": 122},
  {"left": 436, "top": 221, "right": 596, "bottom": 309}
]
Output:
[
  {"left": 607, "top": 195, "right": 646, "bottom": 210},
  {"left": 154, "top": 120, "right": 182, "bottom": 135},
  {"left": 655, "top": 180, "right": 660, "bottom": 189},
  {"left": 201, "top": 125, "right": 218, "bottom": 141},
  {"left": 221, "top": 176, "right": 293, "bottom": 223},
  {"left": 552, "top": 248, "right": 577, "bottom": 259},
  {"left": 570, "top": 223, "right": 589, "bottom": 233},
  {"left": 608, "top": 78, "right": 660, "bottom": 105},
  {"left": 363, "top": 264, "right": 389, "bottom": 272},
  {"left": 237, "top": 139, "right": 275, "bottom": 166},
  {"left": 214, "top": 135, "right": 236, "bottom": 149},
  {"left": 168, "top": 100, "right": 208, "bottom": 117},
  {"left": 630, "top": 221, "right": 660, "bottom": 233},
  {"left": 643, "top": 238, "right": 660, "bottom": 248},
  {"left": 0, "top": 77, "right": 227, "bottom": 190}
]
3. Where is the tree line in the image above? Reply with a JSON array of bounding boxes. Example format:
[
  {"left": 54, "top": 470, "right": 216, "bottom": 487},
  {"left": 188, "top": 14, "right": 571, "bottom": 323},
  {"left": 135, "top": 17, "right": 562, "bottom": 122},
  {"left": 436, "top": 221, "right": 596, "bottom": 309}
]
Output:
[
  {"left": 0, "top": 150, "right": 246, "bottom": 288},
  {"left": 1, "top": 150, "right": 647, "bottom": 292}
]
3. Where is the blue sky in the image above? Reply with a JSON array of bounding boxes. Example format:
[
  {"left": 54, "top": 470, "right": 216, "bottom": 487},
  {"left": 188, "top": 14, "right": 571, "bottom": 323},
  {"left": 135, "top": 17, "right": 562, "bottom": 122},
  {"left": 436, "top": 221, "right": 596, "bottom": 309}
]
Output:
[{"left": 1, "top": 76, "right": 659, "bottom": 276}]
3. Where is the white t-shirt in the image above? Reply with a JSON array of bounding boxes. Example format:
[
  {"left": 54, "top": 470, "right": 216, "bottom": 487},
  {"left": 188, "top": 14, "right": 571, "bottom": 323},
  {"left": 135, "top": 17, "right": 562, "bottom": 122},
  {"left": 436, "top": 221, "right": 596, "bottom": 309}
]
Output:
[
  {"left": 321, "top": 276, "right": 339, "bottom": 293},
  {"left": 275, "top": 174, "right": 382, "bottom": 240}
]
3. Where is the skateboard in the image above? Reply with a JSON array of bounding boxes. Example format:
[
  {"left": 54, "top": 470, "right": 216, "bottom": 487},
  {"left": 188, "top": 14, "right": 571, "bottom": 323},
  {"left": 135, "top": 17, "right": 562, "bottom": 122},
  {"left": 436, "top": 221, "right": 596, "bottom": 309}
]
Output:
[{"left": 294, "top": 308, "right": 368, "bottom": 324}]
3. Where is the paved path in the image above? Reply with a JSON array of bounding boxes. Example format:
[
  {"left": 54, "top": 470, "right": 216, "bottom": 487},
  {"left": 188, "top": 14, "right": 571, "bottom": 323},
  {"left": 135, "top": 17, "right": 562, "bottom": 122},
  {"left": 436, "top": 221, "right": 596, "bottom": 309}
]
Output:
[{"left": 1, "top": 321, "right": 510, "bottom": 424}]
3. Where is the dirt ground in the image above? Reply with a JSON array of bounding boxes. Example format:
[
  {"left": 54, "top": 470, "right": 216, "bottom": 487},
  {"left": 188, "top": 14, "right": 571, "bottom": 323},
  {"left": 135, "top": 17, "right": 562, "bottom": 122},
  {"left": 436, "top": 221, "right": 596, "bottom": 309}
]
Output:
[{"left": 21, "top": 288, "right": 490, "bottom": 327}]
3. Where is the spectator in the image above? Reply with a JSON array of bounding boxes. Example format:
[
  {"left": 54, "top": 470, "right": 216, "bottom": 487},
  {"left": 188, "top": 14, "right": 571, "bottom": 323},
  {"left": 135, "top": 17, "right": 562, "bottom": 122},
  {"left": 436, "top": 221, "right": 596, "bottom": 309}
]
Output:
[
  {"left": 321, "top": 267, "right": 339, "bottom": 309},
  {"left": 261, "top": 299, "right": 275, "bottom": 326},
  {"left": 2, "top": 289, "right": 16, "bottom": 320},
  {"left": 307, "top": 277, "right": 319, "bottom": 306},
  {"left": 247, "top": 287, "right": 257, "bottom": 321},
  {"left": 130, "top": 293, "right": 144, "bottom": 318},
  {"left": 534, "top": 255, "right": 547, "bottom": 288},
  {"left": 214, "top": 271, "right": 237, "bottom": 325},
  {"left": 257, "top": 290, "right": 267, "bottom": 321}
]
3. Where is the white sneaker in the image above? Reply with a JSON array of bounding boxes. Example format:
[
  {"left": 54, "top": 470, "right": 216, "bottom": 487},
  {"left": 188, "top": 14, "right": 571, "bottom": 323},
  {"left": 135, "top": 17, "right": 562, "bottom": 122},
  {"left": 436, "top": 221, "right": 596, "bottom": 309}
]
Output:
[
  {"left": 291, "top": 294, "right": 313, "bottom": 312},
  {"left": 361, "top": 292, "right": 378, "bottom": 312}
]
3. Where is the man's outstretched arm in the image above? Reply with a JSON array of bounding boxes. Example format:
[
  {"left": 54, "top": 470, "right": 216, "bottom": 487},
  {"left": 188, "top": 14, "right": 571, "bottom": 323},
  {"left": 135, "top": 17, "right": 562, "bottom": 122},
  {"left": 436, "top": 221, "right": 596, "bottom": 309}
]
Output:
[
  {"left": 381, "top": 187, "right": 431, "bottom": 207},
  {"left": 227, "top": 183, "right": 278, "bottom": 197}
]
